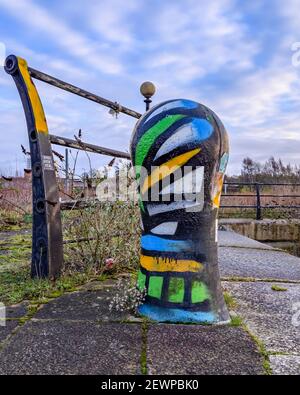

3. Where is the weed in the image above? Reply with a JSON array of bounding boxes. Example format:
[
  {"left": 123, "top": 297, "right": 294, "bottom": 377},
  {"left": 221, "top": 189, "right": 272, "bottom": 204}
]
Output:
[
  {"left": 230, "top": 315, "right": 243, "bottom": 327},
  {"left": 223, "top": 291, "right": 237, "bottom": 309},
  {"left": 271, "top": 285, "right": 288, "bottom": 292}
]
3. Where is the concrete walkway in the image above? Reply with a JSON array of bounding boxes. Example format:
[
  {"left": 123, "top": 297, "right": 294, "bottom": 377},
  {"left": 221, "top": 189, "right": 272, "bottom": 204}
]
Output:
[{"left": 0, "top": 229, "right": 300, "bottom": 375}]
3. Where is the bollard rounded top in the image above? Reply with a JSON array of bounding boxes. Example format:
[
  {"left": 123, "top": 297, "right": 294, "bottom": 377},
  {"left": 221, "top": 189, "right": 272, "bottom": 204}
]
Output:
[{"left": 140, "top": 81, "right": 156, "bottom": 99}]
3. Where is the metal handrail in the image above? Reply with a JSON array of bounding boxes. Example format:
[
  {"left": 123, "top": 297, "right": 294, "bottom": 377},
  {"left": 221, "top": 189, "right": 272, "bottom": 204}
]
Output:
[
  {"left": 28, "top": 67, "right": 142, "bottom": 119},
  {"left": 221, "top": 181, "right": 300, "bottom": 219},
  {"left": 4, "top": 54, "right": 139, "bottom": 279},
  {"left": 49, "top": 134, "right": 130, "bottom": 159}
]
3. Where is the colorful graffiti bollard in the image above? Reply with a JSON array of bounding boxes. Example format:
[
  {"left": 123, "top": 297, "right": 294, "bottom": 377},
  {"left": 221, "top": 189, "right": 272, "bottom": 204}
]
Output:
[{"left": 130, "top": 99, "right": 229, "bottom": 324}]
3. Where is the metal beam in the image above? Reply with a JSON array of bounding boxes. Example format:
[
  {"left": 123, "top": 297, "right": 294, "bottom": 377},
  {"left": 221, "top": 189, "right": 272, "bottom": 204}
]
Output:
[
  {"left": 28, "top": 67, "right": 142, "bottom": 119},
  {"left": 49, "top": 134, "right": 130, "bottom": 159}
]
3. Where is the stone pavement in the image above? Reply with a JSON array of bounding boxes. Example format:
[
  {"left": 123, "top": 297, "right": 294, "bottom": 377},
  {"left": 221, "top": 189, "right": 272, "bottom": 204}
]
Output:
[{"left": 0, "top": 229, "right": 300, "bottom": 375}]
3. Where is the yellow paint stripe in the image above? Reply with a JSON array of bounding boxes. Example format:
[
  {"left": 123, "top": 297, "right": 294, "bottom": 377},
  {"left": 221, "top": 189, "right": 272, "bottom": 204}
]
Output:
[
  {"left": 213, "top": 172, "right": 224, "bottom": 208},
  {"left": 141, "top": 148, "right": 200, "bottom": 194},
  {"left": 140, "top": 255, "right": 203, "bottom": 273},
  {"left": 17, "top": 57, "right": 48, "bottom": 134}
]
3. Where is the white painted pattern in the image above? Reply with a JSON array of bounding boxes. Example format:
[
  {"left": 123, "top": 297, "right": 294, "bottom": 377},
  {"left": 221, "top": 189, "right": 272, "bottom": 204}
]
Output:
[
  {"left": 150, "top": 222, "right": 178, "bottom": 235},
  {"left": 147, "top": 200, "right": 203, "bottom": 215},
  {"left": 160, "top": 166, "right": 204, "bottom": 195},
  {"left": 154, "top": 123, "right": 194, "bottom": 160}
]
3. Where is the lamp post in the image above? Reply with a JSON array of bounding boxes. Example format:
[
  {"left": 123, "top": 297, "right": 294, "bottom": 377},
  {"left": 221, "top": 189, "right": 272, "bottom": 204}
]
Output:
[{"left": 140, "top": 81, "right": 156, "bottom": 111}]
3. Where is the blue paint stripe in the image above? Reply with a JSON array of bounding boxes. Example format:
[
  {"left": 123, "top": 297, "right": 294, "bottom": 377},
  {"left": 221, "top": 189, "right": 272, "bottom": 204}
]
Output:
[
  {"left": 192, "top": 118, "right": 213, "bottom": 140},
  {"left": 138, "top": 304, "right": 218, "bottom": 324},
  {"left": 219, "top": 152, "right": 229, "bottom": 173},
  {"left": 146, "top": 99, "right": 198, "bottom": 123},
  {"left": 154, "top": 118, "right": 213, "bottom": 160},
  {"left": 141, "top": 235, "right": 193, "bottom": 252}
]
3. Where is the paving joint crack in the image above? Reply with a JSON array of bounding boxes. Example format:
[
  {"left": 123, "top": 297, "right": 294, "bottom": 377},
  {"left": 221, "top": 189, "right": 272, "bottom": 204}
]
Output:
[
  {"left": 219, "top": 245, "right": 283, "bottom": 252},
  {"left": 222, "top": 277, "right": 300, "bottom": 284},
  {"left": 140, "top": 319, "right": 148, "bottom": 375}
]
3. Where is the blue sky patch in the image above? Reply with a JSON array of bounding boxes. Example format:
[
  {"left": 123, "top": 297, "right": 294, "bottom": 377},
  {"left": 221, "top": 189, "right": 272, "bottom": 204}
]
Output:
[{"left": 0, "top": 0, "right": 299, "bottom": 176}]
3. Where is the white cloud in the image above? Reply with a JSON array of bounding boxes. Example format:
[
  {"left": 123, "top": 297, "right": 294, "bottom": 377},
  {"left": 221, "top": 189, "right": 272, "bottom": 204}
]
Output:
[
  {"left": 277, "top": 0, "right": 300, "bottom": 32},
  {"left": 0, "top": 73, "right": 10, "bottom": 87},
  {"left": 1, "top": 0, "right": 300, "bottom": 175},
  {"left": 0, "top": 0, "right": 123, "bottom": 74},
  {"left": 141, "top": 0, "right": 259, "bottom": 85},
  {"left": 85, "top": 0, "right": 138, "bottom": 47},
  {"left": 213, "top": 66, "right": 299, "bottom": 127},
  {"left": 0, "top": 42, "right": 6, "bottom": 66},
  {"left": 3, "top": 38, "right": 89, "bottom": 82}
]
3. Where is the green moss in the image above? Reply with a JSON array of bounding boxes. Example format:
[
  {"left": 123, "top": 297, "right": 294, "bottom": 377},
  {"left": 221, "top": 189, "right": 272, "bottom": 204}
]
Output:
[
  {"left": 18, "top": 303, "right": 40, "bottom": 325},
  {"left": 228, "top": 314, "right": 272, "bottom": 375},
  {"left": 47, "top": 291, "right": 63, "bottom": 299},
  {"left": 0, "top": 226, "right": 114, "bottom": 305},
  {"left": 230, "top": 315, "right": 243, "bottom": 327},
  {"left": 222, "top": 276, "right": 257, "bottom": 283},
  {"left": 271, "top": 285, "right": 288, "bottom": 292},
  {"left": 29, "top": 297, "right": 51, "bottom": 305},
  {"left": 241, "top": 323, "right": 272, "bottom": 375},
  {"left": 0, "top": 263, "right": 107, "bottom": 306},
  {"left": 0, "top": 202, "right": 141, "bottom": 306},
  {"left": 223, "top": 291, "right": 237, "bottom": 309}
]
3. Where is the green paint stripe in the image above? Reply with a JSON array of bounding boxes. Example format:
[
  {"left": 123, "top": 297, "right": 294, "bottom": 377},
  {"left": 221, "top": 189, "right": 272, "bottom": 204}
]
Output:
[
  {"left": 137, "top": 270, "right": 146, "bottom": 291},
  {"left": 168, "top": 277, "right": 185, "bottom": 303},
  {"left": 134, "top": 114, "right": 185, "bottom": 177},
  {"left": 148, "top": 276, "right": 164, "bottom": 299},
  {"left": 191, "top": 281, "right": 209, "bottom": 303}
]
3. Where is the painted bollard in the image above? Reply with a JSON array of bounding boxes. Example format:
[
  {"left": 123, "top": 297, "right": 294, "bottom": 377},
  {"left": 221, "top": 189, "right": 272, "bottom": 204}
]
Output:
[{"left": 130, "top": 99, "right": 230, "bottom": 324}]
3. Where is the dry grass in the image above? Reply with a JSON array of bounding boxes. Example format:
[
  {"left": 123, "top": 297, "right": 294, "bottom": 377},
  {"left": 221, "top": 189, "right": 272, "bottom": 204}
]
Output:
[
  {"left": 62, "top": 201, "right": 141, "bottom": 275},
  {"left": 220, "top": 185, "right": 300, "bottom": 219}
]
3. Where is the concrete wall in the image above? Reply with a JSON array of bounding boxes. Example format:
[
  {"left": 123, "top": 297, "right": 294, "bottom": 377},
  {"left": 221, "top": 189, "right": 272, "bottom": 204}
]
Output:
[{"left": 219, "top": 219, "right": 300, "bottom": 256}]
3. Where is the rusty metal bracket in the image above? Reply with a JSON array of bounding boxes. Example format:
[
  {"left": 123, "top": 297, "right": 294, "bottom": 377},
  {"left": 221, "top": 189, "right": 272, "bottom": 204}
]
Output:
[{"left": 5, "top": 55, "right": 63, "bottom": 279}]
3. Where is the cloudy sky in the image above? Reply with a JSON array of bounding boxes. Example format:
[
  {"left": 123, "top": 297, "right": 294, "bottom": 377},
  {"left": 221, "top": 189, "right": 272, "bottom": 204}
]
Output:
[{"left": 0, "top": 0, "right": 300, "bottom": 176}]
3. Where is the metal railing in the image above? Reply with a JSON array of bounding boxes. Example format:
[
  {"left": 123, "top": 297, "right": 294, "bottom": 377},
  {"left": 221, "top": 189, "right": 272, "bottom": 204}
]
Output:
[
  {"left": 5, "top": 54, "right": 300, "bottom": 278},
  {"left": 221, "top": 182, "right": 300, "bottom": 220},
  {"left": 4, "top": 54, "right": 140, "bottom": 279}
]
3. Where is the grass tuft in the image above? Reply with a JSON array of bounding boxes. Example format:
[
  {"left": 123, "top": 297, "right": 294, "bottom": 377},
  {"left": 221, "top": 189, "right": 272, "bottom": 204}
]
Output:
[
  {"left": 271, "top": 285, "right": 288, "bottom": 292},
  {"left": 223, "top": 291, "right": 237, "bottom": 309},
  {"left": 230, "top": 315, "right": 243, "bottom": 327}
]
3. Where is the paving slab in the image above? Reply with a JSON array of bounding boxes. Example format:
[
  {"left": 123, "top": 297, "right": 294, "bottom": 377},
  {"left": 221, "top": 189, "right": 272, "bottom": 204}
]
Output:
[
  {"left": 147, "top": 324, "right": 264, "bottom": 375},
  {"left": 218, "top": 230, "right": 273, "bottom": 250},
  {"left": 219, "top": 247, "right": 300, "bottom": 281},
  {"left": 35, "top": 288, "right": 129, "bottom": 322},
  {"left": 269, "top": 355, "right": 300, "bottom": 375},
  {"left": 0, "top": 302, "right": 28, "bottom": 343},
  {"left": 224, "top": 281, "right": 300, "bottom": 355},
  {"left": 0, "top": 320, "right": 20, "bottom": 344},
  {"left": 0, "top": 321, "right": 142, "bottom": 375},
  {"left": 5, "top": 302, "right": 28, "bottom": 319}
]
